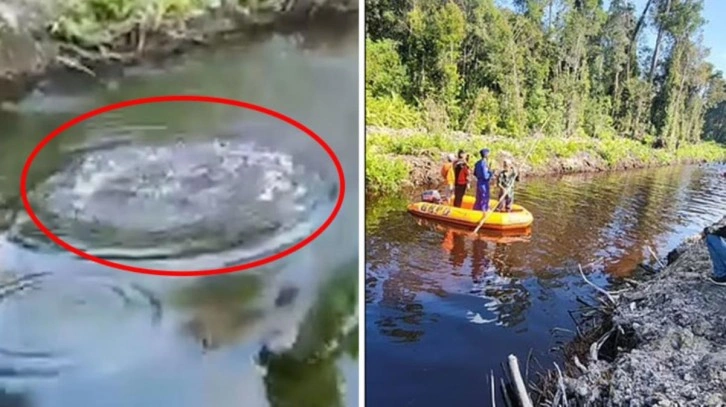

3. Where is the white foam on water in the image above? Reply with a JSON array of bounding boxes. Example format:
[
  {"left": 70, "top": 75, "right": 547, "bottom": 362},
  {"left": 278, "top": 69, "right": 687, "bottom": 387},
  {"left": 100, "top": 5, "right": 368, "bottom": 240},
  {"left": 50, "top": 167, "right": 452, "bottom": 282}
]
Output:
[
  {"left": 12, "top": 135, "right": 335, "bottom": 263},
  {"left": 466, "top": 311, "right": 497, "bottom": 325}
]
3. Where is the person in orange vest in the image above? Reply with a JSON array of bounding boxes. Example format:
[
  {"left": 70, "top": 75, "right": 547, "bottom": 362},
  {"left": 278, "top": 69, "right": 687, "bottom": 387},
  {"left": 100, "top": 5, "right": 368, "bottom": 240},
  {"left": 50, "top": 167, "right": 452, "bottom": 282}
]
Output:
[{"left": 440, "top": 153, "right": 456, "bottom": 202}]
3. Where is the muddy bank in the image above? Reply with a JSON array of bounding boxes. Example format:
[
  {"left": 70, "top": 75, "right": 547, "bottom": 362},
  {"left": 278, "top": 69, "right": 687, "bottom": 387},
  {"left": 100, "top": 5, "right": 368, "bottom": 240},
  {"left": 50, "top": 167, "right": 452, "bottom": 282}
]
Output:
[
  {"left": 376, "top": 150, "right": 710, "bottom": 192},
  {"left": 540, "top": 233, "right": 726, "bottom": 406},
  {"left": 389, "top": 151, "right": 623, "bottom": 190},
  {"left": 0, "top": 0, "right": 357, "bottom": 102}
]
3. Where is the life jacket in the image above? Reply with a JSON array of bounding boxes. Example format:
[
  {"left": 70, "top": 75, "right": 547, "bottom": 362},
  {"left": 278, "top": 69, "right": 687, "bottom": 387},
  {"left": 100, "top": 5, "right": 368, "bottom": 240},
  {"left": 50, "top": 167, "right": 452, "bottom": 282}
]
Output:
[
  {"left": 441, "top": 162, "right": 453, "bottom": 182},
  {"left": 454, "top": 160, "right": 469, "bottom": 185}
]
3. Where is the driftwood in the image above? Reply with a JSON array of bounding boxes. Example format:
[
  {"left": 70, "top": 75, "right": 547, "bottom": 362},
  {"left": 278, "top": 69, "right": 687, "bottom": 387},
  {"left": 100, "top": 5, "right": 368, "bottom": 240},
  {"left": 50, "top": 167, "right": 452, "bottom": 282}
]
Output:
[
  {"left": 578, "top": 264, "right": 616, "bottom": 305},
  {"left": 491, "top": 369, "right": 496, "bottom": 407},
  {"left": 0, "top": 272, "right": 49, "bottom": 301},
  {"left": 500, "top": 377, "right": 513, "bottom": 407},
  {"left": 508, "top": 354, "right": 533, "bottom": 407},
  {"left": 646, "top": 245, "right": 665, "bottom": 268},
  {"left": 553, "top": 362, "right": 568, "bottom": 407},
  {"left": 589, "top": 327, "right": 615, "bottom": 362},
  {"left": 55, "top": 55, "right": 96, "bottom": 77},
  {"left": 572, "top": 355, "right": 588, "bottom": 374}
]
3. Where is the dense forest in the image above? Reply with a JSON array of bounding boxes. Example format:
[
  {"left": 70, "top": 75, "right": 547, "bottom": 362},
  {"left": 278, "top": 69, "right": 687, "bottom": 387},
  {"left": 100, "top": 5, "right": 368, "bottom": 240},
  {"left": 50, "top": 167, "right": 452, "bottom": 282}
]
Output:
[{"left": 365, "top": 0, "right": 726, "bottom": 147}]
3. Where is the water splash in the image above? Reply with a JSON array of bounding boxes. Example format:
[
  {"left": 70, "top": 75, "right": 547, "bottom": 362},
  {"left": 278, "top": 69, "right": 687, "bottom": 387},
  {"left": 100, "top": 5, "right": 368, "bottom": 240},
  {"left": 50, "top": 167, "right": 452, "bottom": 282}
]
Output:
[{"left": 9, "top": 135, "right": 335, "bottom": 263}]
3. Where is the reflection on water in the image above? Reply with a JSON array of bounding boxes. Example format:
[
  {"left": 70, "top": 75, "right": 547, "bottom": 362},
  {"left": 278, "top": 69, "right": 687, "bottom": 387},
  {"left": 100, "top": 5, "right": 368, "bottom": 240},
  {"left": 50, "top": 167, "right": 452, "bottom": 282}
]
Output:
[
  {"left": 0, "top": 21, "right": 357, "bottom": 407},
  {"left": 366, "top": 164, "right": 726, "bottom": 406}
]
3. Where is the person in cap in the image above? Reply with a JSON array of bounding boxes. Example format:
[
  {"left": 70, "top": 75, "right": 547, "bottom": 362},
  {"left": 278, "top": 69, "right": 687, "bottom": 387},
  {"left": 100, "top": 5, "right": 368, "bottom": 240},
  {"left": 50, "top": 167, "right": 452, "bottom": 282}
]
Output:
[
  {"left": 440, "top": 153, "right": 456, "bottom": 202},
  {"left": 473, "top": 148, "right": 493, "bottom": 211},
  {"left": 496, "top": 158, "right": 518, "bottom": 212}
]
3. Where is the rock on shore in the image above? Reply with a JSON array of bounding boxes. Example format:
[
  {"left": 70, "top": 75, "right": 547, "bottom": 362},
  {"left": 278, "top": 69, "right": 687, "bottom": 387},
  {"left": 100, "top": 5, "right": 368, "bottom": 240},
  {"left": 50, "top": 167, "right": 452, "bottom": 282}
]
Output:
[
  {"left": 562, "top": 237, "right": 726, "bottom": 406},
  {"left": 0, "top": 1, "right": 57, "bottom": 100}
]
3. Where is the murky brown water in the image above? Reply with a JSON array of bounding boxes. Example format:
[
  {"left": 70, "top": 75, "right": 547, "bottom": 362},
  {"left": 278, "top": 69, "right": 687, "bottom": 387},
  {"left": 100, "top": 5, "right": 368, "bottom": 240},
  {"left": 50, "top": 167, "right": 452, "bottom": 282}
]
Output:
[{"left": 365, "top": 164, "right": 726, "bottom": 406}]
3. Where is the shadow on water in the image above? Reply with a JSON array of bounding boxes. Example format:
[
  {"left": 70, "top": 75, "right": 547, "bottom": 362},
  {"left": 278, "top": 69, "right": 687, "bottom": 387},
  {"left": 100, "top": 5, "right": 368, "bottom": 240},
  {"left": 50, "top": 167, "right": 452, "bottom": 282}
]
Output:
[
  {"left": 365, "top": 164, "right": 726, "bottom": 406},
  {"left": 0, "top": 389, "right": 30, "bottom": 407}
]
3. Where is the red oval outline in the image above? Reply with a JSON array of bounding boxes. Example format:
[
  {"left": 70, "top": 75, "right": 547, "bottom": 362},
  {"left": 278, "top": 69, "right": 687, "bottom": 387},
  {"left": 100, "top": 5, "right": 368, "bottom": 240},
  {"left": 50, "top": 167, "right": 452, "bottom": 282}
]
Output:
[{"left": 18, "top": 95, "right": 346, "bottom": 277}]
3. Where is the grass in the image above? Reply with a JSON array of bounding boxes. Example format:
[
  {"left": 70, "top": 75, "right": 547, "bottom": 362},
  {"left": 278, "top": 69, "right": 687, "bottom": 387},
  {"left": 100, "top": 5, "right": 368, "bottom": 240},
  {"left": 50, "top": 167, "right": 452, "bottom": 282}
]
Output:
[
  {"left": 365, "top": 91, "right": 424, "bottom": 130},
  {"left": 366, "top": 152, "right": 410, "bottom": 194},
  {"left": 365, "top": 94, "right": 726, "bottom": 194},
  {"left": 46, "top": 0, "right": 281, "bottom": 48},
  {"left": 366, "top": 129, "right": 726, "bottom": 194},
  {"left": 48, "top": 0, "right": 210, "bottom": 47}
]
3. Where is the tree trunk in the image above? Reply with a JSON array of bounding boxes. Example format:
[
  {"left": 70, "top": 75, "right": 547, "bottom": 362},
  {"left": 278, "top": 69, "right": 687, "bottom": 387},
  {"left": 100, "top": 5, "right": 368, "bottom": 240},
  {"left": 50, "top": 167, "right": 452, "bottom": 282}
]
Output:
[
  {"left": 613, "top": 69, "right": 621, "bottom": 116},
  {"left": 626, "top": 0, "right": 652, "bottom": 82},
  {"left": 667, "top": 43, "right": 688, "bottom": 149},
  {"left": 648, "top": 0, "right": 671, "bottom": 83}
]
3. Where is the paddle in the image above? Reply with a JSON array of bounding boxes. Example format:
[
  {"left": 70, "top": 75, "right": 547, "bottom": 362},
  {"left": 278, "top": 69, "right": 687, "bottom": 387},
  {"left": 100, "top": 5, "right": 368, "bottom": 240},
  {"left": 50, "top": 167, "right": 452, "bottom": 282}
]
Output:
[
  {"left": 471, "top": 186, "right": 511, "bottom": 234},
  {"left": 471, "top": 136, "right": 541, "bottom": 235}
]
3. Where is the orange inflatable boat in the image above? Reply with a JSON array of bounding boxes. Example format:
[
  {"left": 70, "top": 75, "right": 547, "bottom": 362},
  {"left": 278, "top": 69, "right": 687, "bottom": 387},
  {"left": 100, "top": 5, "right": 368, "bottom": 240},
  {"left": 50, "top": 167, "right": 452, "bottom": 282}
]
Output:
[
  {"left": 408, "top": 195, "right": 533, "bottom": 231},
  {"left": 414, "top": 217, "right": 532, "bottom": 243}
]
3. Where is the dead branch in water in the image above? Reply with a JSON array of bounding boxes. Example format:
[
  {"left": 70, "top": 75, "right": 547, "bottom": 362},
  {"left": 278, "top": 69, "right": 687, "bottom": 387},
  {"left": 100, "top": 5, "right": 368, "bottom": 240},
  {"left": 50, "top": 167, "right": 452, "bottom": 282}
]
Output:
[
  {"left": 525, "top": 348, "right": 534, "bottom": 383},
  {"left": 589, "top": 327, "right": 614, "bottom": 362},
  {"left": 646, "top": 245, "right": 665, "bottom": 268},
  {"left": 500, "top": 377, "right": 513, "bottom": 407},
  {"left": 553, "top": 362, "right": 568, "bottom": 407},
  {"left": 491, "top": 369, "right": 496, "bottom": 407},
  {"left": 0, "top": 272, "right": 50, "bottom": 301},
  {"left": 578, "top": 264, "right": 616, "bottom": 305},
  {"left": 508, "top": 354, "right": 533, "bottom": 407}
]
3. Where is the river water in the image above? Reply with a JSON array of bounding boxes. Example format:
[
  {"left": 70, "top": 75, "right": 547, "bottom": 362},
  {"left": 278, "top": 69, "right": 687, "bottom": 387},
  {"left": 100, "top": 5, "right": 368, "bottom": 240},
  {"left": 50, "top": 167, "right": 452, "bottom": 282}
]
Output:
[
  {"left": 365, "top": 164, "right": 726, "bottom": 406},
  {"left": 0, "top": 22, "right": 358, "bottom": 407}
]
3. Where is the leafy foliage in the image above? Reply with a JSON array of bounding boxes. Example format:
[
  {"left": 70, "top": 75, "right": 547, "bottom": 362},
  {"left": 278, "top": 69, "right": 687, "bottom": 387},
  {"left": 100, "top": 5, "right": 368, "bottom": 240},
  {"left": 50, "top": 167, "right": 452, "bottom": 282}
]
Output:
[
  {"left": 365, "top": 0, "right": 726, "bottom": 145},
  {"left": 262, "top": 260, "right": 358, "bottom": 407},
  {"left": 48, "top": 0, "right": 211, "bottom": 47},
  {"left": 366, "top": 151, "right": 410, "bottom": 193},
  {"left": 365, "top": 130, "right": 726, "bottom": 192}
]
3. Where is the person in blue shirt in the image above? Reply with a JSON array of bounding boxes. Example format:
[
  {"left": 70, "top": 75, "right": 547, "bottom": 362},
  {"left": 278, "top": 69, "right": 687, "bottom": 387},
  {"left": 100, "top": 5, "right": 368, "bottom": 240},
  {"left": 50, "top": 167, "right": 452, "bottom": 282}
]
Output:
[
  {"left": 473, "top": 148, "right": 492, "bottom": 211},
  {"left": 703, "top": 216, "right": 726, "bottom": 285}
]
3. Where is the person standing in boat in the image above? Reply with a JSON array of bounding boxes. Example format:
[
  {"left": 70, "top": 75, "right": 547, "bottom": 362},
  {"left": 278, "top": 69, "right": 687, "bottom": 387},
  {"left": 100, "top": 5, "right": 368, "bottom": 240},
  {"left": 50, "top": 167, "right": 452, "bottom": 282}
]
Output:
[
  {"left": 473, "top": 148, "right": 493, "bottom": 211},
  {"left": 496, "top": 158, "right": 519, "bottom": 212},
  {"left": 440, "top": 153, "right": 456, "bottom": 202},
  {"left": 452, "top": 150, "right": 470, "bottom": 208}
]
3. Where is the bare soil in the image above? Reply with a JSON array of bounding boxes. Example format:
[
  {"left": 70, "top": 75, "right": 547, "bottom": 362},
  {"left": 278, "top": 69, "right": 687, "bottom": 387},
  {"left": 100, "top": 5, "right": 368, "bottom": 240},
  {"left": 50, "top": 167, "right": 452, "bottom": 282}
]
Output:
[
  {"left": 391, "top": 151, "right": 677, "bottom": 191},
  {"left": 551, "top": 236, "right": 726, "bottom": 406}
]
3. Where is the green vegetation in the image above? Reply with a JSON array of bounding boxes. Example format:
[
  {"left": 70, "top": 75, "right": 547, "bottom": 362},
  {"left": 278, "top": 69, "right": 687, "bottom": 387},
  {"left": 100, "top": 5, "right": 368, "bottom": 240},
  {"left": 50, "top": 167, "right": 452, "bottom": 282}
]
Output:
[
  {"left": 278, "top": 259, "right": 358, "bottom": 363},
  {"left": 262, "top": 260, "right": 358, "bottom": 407},
  {"left": 366, "top": 142, "right": 411, "bottom": 193},
  {"left": 48, "top": 0, "right": 209, "bottom": 47},
  {"left": 366, "top": 130, "right": 726, "bottom": 193},
  {"left": 46, "top": 0, "right": 280, "bottom": 48},
  {"left": 366, "top": 0, "right": 726, "bottom": 192}
]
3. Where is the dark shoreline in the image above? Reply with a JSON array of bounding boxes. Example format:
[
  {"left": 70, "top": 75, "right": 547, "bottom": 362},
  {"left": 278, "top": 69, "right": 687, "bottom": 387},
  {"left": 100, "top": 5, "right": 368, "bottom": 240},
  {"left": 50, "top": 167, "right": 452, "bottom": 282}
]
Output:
[{"left": 364, "top": 162, "right": 723, "bottom": 201}]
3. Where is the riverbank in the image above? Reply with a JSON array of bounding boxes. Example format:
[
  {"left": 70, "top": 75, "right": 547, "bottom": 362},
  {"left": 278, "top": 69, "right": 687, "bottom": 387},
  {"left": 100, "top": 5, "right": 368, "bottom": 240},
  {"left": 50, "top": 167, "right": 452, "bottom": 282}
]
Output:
[
  {"left": 531, "top": 231, "right": 726, "bottom": 406},
  {"left": 0, "top": 0, "right": 357, "bottom": 102},
  {"left": 366, "top": 126, "right": 726, "bottom": 193}
]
